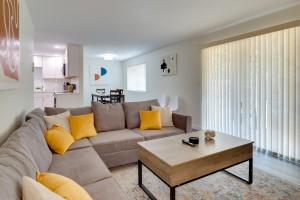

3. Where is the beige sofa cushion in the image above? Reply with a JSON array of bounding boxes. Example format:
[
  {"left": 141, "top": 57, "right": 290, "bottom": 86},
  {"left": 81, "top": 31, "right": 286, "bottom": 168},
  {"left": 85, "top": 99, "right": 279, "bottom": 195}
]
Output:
[
  {"left": 89, "top": 129, "right": 144, "bottom": 155},
  {"left": 151, "top": 106, "right": 174, "bottom": 127},
  {"left": 133, "top": 127, "right": 184, "bottom": 140},
  {"left": 68, "top": 138, "right": 92, "bottom": 151},
  {"left": 84, "top": 178, "right": 128, "bottom": 200},
  {"left": 44, "top": 107, "right": 92, "bottom": 116},
  {"left": 49, "top": 147, "right": 111, "bottom": 186},
  {"left": 122, "top": 99, "right": 160, "bottom": 129},
  {"left": 92, "top": 102, "right": 125, "bottom": 132},
  {"left": 43, "top": 111, "right": 71, "bottom": 133},
  {"left": 22, "top": 176, "right": 64, "bottom": 200}
]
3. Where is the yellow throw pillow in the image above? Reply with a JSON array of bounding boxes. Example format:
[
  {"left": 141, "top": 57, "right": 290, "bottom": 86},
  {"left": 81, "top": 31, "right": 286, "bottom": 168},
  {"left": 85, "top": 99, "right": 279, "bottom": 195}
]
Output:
[
  {"left": 69, "top": 113, "right": 97, "bottom": 140},
  {"left": 45, "top": 125, "right": 75, "bottom": 155},
  {"left": 139, "top": 110, "right": 162, "bottom": 130},
  {"left": 37, "top": 172, "right": 92, "bottom": 200}
]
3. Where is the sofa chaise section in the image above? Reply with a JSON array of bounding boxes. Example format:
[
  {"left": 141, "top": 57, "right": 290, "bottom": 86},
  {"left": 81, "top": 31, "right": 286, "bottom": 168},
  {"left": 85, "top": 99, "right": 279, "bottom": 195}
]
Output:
[
  {"left": 84, "top": 177, "right": 128, "bottom": 200},
  {"left": 68, "top": 138, "right": 93, "bottom": 150},
  {"left": 49, "top": 147, "right": 111, "bottom": 186},
  {"left": 30, "top": 108, "right": 128, "bottom": 199},
  {"left": 89, "top": 129, "right": 144, "bottom": 168}
]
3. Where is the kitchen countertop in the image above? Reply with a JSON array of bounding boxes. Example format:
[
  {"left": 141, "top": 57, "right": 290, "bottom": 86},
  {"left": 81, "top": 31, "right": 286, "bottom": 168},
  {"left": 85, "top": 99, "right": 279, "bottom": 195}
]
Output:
[
  {"left": 34, "top": 91, "right": 79, "bottom": 95},
  {"left": 55, "top": 92, "right": 79, "bottom": 95}
]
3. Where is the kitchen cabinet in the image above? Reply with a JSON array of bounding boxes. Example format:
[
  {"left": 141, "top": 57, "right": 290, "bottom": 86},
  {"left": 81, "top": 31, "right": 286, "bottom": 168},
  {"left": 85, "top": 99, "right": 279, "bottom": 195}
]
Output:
[
  {"left": 64, "top": 44, "right": 82, "bottom": 77},
  {"left": 33, "top": 56, "right": 43, "bottom": 68},
  {"left": 42, "top": 56, "right": 64, "bottom": 79},
  {"left": 34, "top": 92, "right": 55, "bottom": 108}
]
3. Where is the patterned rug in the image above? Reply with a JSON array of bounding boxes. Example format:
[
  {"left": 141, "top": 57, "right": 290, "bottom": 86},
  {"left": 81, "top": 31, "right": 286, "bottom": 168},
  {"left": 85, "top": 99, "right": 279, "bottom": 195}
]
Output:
[{"left": 111, "top": 163, "right": 300, "bottom": 200}]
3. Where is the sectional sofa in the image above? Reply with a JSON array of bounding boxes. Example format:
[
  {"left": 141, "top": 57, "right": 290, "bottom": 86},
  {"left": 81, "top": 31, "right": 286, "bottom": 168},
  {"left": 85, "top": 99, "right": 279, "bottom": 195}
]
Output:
[{"left": 0, "top": 100, "right": 192, "bottom": 199}]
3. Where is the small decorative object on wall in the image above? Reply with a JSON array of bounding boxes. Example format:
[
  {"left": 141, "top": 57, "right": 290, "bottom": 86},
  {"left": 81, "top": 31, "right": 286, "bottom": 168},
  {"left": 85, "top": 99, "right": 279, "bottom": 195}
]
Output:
[
  {"left": 160, "top": 53, "right": 177, "bottom": 76},
  {"left": 0, "top": 0, "right": 20, "bottom": 90},
  {"left": 89, "top": 65, "right": 110, "bottom": 85}
]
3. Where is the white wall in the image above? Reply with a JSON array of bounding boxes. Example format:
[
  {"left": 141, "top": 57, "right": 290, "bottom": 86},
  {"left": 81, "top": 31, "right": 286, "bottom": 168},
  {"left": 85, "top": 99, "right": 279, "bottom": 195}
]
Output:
[
  {"left": 123, "top": 4, "right": 300, "bottom": 130},
  {"left": 0, "top": 0, "right": 34, "bottom": 144},
  {"left": 123, "top": 41, "right": 202, "bottom": 129},
  {"left": 83, "top": 54, "right": 124, "bottom": 106}
]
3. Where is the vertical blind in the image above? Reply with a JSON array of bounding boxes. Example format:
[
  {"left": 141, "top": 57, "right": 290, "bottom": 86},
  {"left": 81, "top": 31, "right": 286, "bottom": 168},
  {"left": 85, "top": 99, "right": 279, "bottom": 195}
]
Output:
[{"left": 201, "top": 26, "right": 300, "bottom": 164}]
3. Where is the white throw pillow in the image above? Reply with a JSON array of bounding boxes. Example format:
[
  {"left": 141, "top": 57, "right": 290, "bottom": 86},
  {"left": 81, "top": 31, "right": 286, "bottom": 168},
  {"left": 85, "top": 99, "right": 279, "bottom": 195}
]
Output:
[
  {"left": 151, "top": 106, "right": 174, "bottom": 127},
  {"left": 44, "top": 111, "right": 71, "bottom": 133},
  {"left": 22, "top": 176, "right": 64, "bottom": 200}
]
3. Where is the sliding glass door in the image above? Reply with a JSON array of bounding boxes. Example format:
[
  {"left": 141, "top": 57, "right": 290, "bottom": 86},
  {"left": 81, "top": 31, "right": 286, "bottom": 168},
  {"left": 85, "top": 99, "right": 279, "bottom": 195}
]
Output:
[{"left": 202, "top": 25, "right": 300, "bottom": 164}]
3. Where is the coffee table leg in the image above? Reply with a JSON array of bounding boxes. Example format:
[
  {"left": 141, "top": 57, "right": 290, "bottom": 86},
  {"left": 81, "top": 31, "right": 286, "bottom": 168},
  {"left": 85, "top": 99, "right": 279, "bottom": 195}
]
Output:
[
  {"left": 249, "top": 158, "right": 253, "bottom": 184},
  {"left": 138, "top": 160, "right": 142, "bottom": 186},
  {"left": 224, "top": 158, "right": 253, "bottom": 184},
  {"left": 138, "top": 160, "right": 158, "bottom": 200},
  {"left": 170, "top": 187, "right": 175, "bottom": 200}
]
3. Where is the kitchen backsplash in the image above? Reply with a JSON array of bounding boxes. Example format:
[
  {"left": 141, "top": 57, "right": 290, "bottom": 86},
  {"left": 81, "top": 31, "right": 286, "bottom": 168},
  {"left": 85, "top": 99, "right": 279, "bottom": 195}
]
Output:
[
  {"left": 43, "top": 79, "right": 65, "bottom": 92},
  {"left": 34, "top": 68, "right": 79, "bottom": 93}
]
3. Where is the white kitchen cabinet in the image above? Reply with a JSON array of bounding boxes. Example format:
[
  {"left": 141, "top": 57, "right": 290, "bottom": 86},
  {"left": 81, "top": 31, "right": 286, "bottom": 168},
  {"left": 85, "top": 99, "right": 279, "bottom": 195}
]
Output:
[
  {"left": 42, "top": 56, "right": 64, "bottom": 79},
  {"left": 33, "top": 56, "right": 43, "bottom": 68},
  {"left": 65, "top": 44, "right": 82, "bottom": 77},
  {"left": 42, "top": 57, "right": 55, "bottom": 78},
  {"left": 34, "top": 92, "right": 55, "bottom": 108},
  {"left": 53, "top": 57, "right": 64, "bottom": 78}
]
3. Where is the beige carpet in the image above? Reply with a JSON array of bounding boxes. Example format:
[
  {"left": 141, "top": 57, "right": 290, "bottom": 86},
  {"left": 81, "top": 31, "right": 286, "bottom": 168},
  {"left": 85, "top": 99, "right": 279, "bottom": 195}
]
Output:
[{"left": 111, "top": 163, "right": 300, "bottom": 200}]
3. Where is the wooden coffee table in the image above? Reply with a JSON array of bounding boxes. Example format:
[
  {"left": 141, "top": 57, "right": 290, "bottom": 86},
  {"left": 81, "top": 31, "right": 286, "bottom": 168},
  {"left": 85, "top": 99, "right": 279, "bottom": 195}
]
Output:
[{"left": 137, "top": 131, "right": 253, "bottom": 200}]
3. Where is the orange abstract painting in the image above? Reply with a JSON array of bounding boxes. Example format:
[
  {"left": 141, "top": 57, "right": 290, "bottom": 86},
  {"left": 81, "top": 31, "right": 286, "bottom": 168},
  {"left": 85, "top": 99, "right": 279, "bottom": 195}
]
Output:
[{"left": 0, "top": 0, "right": 20, "bottom": 83}]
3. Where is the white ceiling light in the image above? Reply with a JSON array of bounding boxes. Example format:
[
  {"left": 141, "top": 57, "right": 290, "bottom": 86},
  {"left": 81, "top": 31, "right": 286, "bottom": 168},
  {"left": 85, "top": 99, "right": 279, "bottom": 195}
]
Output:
[
  {"left": 101, "top": 54, "right": 117, "bottom": 60},
  {"left": 54, "top": 45, "right": 65, "bottom": 49}
]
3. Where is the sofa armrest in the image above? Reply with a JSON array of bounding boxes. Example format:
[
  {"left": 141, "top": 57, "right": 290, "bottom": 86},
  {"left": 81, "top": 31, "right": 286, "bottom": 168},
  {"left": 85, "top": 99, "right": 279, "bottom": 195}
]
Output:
[{"left": 172, "top": 113, "right": 192, "bottom": 133}]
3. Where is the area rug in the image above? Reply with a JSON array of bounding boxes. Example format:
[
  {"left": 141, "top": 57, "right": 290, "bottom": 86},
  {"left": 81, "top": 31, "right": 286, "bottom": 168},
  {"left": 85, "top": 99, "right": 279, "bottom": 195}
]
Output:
[{"left": 111, "top": 163, "right": 300, "bottom": 200}]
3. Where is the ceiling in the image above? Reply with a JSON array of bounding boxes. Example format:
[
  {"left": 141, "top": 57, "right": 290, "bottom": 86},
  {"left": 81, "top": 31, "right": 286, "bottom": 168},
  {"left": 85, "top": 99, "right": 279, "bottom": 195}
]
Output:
[{"left": 27, "top": 0, "right": 300, "bottom": 60}]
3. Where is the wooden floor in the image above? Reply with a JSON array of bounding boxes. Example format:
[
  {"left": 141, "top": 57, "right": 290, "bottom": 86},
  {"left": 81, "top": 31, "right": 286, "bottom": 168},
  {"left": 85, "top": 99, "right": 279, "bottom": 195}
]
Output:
[{"left": 253, "top": 151, "right": 300, "bottom": 186}]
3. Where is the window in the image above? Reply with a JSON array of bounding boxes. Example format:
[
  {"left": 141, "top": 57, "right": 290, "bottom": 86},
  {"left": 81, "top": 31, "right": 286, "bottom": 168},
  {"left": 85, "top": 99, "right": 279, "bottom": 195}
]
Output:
[
  {"left": 202, "top": 25, "right": 300, "bottom": 164},
  {"left": 127, "top": 63, "right": 146, "bottom": 92}
]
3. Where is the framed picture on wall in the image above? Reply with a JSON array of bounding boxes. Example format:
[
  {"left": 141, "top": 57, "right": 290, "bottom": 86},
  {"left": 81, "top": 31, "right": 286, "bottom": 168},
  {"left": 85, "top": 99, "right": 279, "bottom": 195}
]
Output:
[
  {"left": 89, "top": 65, "right": 111, "bottom": 85},
  {"left": 0, "top": 0, "right": 20, "bottom": 90},
  {"left": 160, "top": 53, "right": 177, "bottom": 76}
]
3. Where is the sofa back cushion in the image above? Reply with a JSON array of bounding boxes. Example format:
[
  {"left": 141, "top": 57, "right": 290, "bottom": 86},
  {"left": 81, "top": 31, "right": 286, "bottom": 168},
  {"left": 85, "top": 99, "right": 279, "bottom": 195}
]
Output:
[
  {"left": 0, "top": 129, "right": 39, "bottom": 200},
  {"left": 44, "top": 107, "right": 67, "bottom": 116},
  {"left": 92, "top": 102, "right": 125, "bottom": 132},
  {"left": 21, "top": 118, "right": 53, "bottom": 172},
  {"left": 122, "top": 99, "right": 160, "bottom": 129},
  {"left": 44, "top": 107, "right": 92, "bottom": 116},
  {"left": 70, "top": 107, "right": 92, "bottom": 116},
  {"left": 25, "top": 108, "right": 47, "bottom": 133}
]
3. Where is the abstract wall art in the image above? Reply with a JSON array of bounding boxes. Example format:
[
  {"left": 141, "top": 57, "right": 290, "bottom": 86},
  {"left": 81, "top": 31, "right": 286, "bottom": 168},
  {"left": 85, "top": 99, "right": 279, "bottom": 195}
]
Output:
[
  {"left": 0, "top": 0, "right": 20, "bottom": 90},
  {"left": 89, "top": 65, "right": 109, "bottom": 85},
  {"left": 160, "top": 53, "right": 177, "bottom": 76}
]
